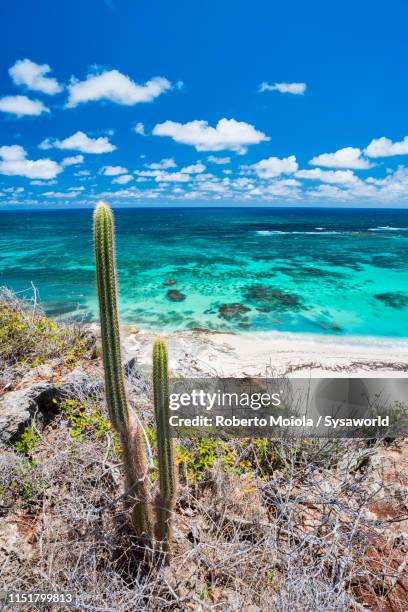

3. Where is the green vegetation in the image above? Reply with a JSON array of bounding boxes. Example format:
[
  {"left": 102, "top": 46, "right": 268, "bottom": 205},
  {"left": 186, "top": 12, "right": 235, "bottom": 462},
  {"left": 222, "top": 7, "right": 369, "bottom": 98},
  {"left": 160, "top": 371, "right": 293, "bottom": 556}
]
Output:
[
  {"left": 0, "top": 288, "right": 90, "bottom": 368},
  {"left": 60, "top": 398, "right": 112, "bottom": 442},
  {"left": 10, "top": 425, "right": 44, "bottom": 502},
  {"left": 10, "top": 459, "right": 44, "bottom": 501},
  {"left": 14, "top": 424, "right": 42, "bottom": 456}
]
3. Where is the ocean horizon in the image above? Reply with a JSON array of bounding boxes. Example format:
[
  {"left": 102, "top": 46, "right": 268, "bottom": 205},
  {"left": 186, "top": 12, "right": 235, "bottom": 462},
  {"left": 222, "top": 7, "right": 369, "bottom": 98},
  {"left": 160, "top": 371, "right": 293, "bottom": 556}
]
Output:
[{"left": 1, "top": 206, "right": 408, "bottom": 337}]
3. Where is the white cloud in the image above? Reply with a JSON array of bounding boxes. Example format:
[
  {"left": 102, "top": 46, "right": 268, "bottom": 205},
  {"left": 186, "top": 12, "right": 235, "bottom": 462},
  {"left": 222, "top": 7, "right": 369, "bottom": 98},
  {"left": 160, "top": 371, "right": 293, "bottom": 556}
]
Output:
[
  {"left": 263, "top": 180, "right": 302, "bottom": 198},
  {"left": 180, "top": 162, "right": 206, "bottom": 174},
  {"left": 309, "top": 184, "right": 351, "bottom": 200},
  {"left": 152, "top": 118, "right": 270, "bottom": 154},
  {"left": 43, "top": 190, "right": 79, "bottom": 198},
  {"left": 309, "top": 147, "right": 372, "bottom": 169},
  {"left": 259, "top": 82, "right": 306, "bottom": 95},
  {"left": 154, "top": 171, "right": 191, "bottom": 183},
  {"left": 295, "top": 168, "right": 358, "bottom": 184},
  {"left": 304, "top": 166, "right": 408, "bottom": 202},
  {"left": 101, "top": 165, "right": 127, "bottom": 176},
  {"left": 0, "top": 95, "right": 49, "bottom": 117},
  {"left": 9, "top": 59, "right": 62, "bottom": 95},
  {"left": 40, "top": 131, "right": 116, "bottom": 154},
  {"left": 3, "top": 186, "right": 24, "bottom": 194},
  {"left": 134, "top": 167, "right": 193, "bottom": 183},
  {"left": 0, "top": 145, "right": 62, "bottom": 179},
  {"left": 371, "top": 166, "right": 408, "bottom": 199},
  {"left": 198, "top": 180, "right": 228, "bottom": 193},
  {"left": 112, "top": 174, "right": 134, "bottom": 184},
  {"left": 134, "top": 122, "right": 145, "bottom": 135},
  {"left": 365, "top": 136, "right": 408, "bottom": 158},
  {"left": 62, "top": 155, "right": 84, "bottom": 167},
  {"left": 30, "top": 179, "right": 57, "bottom": 185},
  {"left": 252, "top": 155, "right": 298, "bottom": 178},
  {"left": 207, "top": 155, "right": 231, "bottom": 164},
  {"left": 66, "top": 69, "right": 172, "bottom": 107},
  {"left": 146, "top": 158, "right": 176, "bottom": 170}
]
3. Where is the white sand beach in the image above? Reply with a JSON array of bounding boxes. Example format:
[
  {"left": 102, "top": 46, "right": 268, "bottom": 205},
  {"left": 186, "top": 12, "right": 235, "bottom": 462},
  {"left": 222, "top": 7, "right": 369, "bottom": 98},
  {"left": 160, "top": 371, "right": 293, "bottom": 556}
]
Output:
[{"left": 122, "top": 328, "right": 408, "bottom": 378}]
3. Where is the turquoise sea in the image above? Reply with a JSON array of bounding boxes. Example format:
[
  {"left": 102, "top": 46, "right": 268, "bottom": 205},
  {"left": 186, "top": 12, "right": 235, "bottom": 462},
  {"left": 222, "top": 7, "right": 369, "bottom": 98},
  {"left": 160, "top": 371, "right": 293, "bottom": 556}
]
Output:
[{"left": 1, "top": 207, "right": 408, "bottom": 337}]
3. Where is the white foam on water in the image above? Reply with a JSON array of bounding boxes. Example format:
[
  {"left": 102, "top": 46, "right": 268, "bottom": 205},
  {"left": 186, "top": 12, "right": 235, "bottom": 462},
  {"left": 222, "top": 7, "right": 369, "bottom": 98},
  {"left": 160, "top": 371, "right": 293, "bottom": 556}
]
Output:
[
  {"left": 368, "top": 226, "right": 408, "bottom": 231},
  {"left": 255, "top": 230, "right": 341, "bottom": 236}
]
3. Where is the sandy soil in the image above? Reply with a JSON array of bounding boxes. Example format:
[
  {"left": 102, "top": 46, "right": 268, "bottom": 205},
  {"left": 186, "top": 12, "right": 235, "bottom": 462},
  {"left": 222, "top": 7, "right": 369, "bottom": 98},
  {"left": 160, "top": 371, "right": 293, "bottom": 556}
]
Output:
[{"left": 121, "top": 328, "right": 408, "bottom": 377}]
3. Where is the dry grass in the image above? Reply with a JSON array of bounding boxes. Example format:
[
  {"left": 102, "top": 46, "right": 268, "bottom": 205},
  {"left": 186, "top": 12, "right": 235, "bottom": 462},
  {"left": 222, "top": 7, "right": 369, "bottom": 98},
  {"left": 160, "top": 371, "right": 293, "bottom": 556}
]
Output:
[
  {"left": 1, "top": 290, "right": 407, "bottom": 611},
  {"left": 2, "top": 407, "right": 407, "bottom": 610}
]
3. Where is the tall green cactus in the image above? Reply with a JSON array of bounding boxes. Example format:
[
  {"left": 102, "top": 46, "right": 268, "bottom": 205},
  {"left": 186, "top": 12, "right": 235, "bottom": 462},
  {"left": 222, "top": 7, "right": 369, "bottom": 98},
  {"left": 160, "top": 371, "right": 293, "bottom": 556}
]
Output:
[
  {"left": 153, "top": 338, "right": 176, "bottom": 562},
  {"left": 93, "top": 202, "right": 152, "bottom": 537}
]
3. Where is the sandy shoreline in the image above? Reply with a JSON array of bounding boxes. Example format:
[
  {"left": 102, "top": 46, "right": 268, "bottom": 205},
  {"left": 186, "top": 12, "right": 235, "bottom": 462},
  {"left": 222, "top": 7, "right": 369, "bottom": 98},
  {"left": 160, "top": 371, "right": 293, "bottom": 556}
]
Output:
[{"left": 119, "top": 327, "right": 408, "bottom": 377}]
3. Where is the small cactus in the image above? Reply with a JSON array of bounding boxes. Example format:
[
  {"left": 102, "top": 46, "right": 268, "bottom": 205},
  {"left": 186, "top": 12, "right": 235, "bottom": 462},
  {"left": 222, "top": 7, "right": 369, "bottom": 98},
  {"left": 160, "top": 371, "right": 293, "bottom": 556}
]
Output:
[
  {"left": 153, "top": 338, "right": 176, "bottom": 562},
  {"left": 93, "top": 202, "right": 152, "bottom": 537}
]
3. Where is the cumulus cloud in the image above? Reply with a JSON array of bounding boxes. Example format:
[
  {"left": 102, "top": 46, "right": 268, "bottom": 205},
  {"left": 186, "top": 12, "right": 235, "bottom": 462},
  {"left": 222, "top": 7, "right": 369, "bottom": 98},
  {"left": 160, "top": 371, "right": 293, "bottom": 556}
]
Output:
[
  {"left": 30, "top": 179, "right": 57, "bottom": 186},
  {"left": 262, "top": 180, "right": 302, "bottom": 198},
  {"left": 180, "top": 162, "right": 206, "bottom": 174},
  {"left": 309, "top": 146, "right": 372, "bottom": 169},
  {"left": 152, "top": 118, "right": 270, "bottom": 154},
  {"left": 62, "top": 155, "right": 84, "bottom": 167},
  {"left": 134, "top": 122, "right": 145, "bottom": 135},
  {"left": 101, "top": 165, "right": 127, "bottom": 176},
  {"left": 259, "top": 82, "right": 306, "bottom": 95},
  {"left": 66, "top": 69, "right": 172, "bottom": 107},
  {"left": 9, "top": 59, "right": 63, "bottom": 95},
  {"left": 154, "top": 171, "right": 191, "bottom": 183},
  {"left": 112, "top": 174, "right": 134, "bottom": 184},
  {"left": 252, "top": 155, "right": 298, "bottom": 178},
  {"left": 308, "top": 184, "right": 352, "bottom": 200},
  {"left": 365, "top": 136, "right": 408, "bottom": 158},
  {"left": 0, "top": 95, "right": 49, "bottom": 117},
  {"left": 40, "top": 131, "right": 116, "bottom": 154},
  {"left": 146, "top": 158, "right": 176, "bottom": 170},
  {"left": 207, "top": 155, "right": 231, "bottom": 164},
  {"left": 134, "top": 166, "right": 192, "bottom": 183},
  {"left": 198, "top": 180, "right": 228, "bottom": 193},
  {"left": 295, "top": 168, "right": 358, "bottom": 184},
  {"left": 0, "top": 145, "right": 62, "bottom": 179}
]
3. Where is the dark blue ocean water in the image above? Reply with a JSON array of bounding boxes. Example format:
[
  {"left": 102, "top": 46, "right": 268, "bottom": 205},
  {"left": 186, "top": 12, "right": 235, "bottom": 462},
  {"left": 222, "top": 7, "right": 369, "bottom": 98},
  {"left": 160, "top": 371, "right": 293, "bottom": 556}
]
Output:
[{"left": 1, "top": 207, "right": 408, "bottom": 337}]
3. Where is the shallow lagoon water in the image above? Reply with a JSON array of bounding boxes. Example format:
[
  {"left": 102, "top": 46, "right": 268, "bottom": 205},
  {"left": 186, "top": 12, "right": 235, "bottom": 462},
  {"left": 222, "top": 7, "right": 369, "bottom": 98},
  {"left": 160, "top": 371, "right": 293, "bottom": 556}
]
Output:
[{"left": 1, "top": 207, "right": 408, "bottom": 337}]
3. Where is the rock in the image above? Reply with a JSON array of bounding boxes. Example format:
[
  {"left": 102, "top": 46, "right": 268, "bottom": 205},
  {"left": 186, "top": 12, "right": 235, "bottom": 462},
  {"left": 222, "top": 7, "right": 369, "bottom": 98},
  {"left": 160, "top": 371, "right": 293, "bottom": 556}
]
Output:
[
  {"left": 124, "top": 356, "right": 138, "bottom": 377},
  {"left": 245, "top": 285, "right": 301, "bottom": 310},
  {"left": 163, "top": 278, "right": 177, "bottom": 286},
  {"left": 218, "top": 303, "right": 251, "bottom": 321},
  {"left": 21, "top": 364, "right": 54, "bottom": 384},
  {"left": 0, "top": 367, "right": 104, "bottom": 447},
  {"left": 166, "top": 289, "right": 186, "bottom": 302},
  {"left": 0, "top": 382, "right": 60, "bottom": 446},
  {"left": 374, "top": 292, "right": 408, "bottom": 309},
  {"left": 124, "top": 358, "right": 152, "bottom": 398},
  {"left": 0, "top": 515, "right": 35, "bottom": 584},
  {"left": 62, "top": 366, "right": 104, "bottom": 398}
]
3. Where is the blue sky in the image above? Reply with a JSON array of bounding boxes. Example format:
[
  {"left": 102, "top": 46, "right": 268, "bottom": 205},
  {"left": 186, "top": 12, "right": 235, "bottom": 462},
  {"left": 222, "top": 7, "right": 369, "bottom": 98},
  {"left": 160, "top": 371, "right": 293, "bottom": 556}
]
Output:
[{"left": 0, "top": 0, "right": 408, "bottom": 208}]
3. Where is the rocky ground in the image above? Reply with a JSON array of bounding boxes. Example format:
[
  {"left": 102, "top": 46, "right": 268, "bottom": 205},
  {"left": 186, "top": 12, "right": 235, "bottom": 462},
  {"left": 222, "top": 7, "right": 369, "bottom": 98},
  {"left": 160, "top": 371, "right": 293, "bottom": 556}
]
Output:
[{"left": 1, "top": 292, "right": 407, "bottom": 611}]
